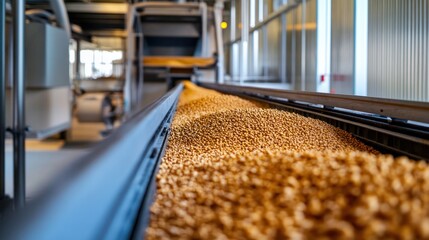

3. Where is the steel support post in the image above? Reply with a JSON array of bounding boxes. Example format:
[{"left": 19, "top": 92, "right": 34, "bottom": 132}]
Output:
[
  {"left": 12, "top": 0, "right": 26, "bottom": 209},
  {"left": 0, "top": 0, "right": 6, "bottom": 199}
]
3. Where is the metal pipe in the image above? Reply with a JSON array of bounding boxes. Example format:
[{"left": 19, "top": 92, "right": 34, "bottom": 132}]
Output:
[
  {"left": 214, "top": 0, "right": 225, "bottom": 83},
  {"left": 240, "top": 0, "right": 249, "bottom": 84},
  {"left": 49, "top": 0, "right": 71, "bottom": 39},
  {"left": 280, "top": 13, "right": 287, "bottom": 83},
  {"left": 12, "top": 0, "right": 26, "bottom": 209},
  {"left": 136, "top": 21, "right": 144, "bottom": 110},
  {"left": 230, "top": 0, "right": 235, "bottom": 77},
  {"left": 301, "top": 0, "right": 306, "bottom": 91},
  {"left": 0, "top": 0, "right": 6, "bottom": 197},
  {"left": 200, "top": 2, "right": 208, "bottom": 57},
  {"left": 124, "top": 5, "right": 135, "bottom": 115}
]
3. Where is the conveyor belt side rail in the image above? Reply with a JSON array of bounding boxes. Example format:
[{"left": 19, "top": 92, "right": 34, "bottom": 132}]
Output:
[
  {"left": 1, "top": 84, "right": 183, "bottom": 239},
  {"left": 199, "top": 83, "right": 429, "bottom": 123},
  {"left": 199, "top": 83, "right": 429, "bottom": 161}
]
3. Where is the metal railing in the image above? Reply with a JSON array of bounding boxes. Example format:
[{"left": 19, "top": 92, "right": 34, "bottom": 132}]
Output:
[{"left": 226, "top": 0, "right": 303, "bottom": 83}]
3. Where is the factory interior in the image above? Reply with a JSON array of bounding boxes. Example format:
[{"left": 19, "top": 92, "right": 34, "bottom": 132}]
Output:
[{"left": 0, "top": 0, "right": 429, "bottom": 239}]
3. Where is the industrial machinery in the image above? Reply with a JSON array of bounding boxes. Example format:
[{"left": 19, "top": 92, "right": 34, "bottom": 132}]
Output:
[
  {"left": 0, "top": 0, "right": 429, "bottom": 239},
  {"left": 0, "top": 0, "right": 72, "bottom": 212},
  {"left": 5, "top": 0, "right": 72, "bottom": 139},
  {"left": 125, "top": 1, "right": 224, "bottom": 113},
  {"left": 75, "top": 0, "right": 225, "bottom": 127}
]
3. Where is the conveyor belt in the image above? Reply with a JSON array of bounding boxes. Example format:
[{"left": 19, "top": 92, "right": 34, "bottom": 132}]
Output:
[{"left": 2, "top": 82, "right": 429, "bottom": 240}]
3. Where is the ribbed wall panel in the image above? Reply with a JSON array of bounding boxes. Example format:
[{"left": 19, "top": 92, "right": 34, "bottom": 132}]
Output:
[
  {"left": 330, "top": 0, "right": 354, "bottom": 95},
  {"left": 368, "top": 0, "right": 429, "bottom": 102}
]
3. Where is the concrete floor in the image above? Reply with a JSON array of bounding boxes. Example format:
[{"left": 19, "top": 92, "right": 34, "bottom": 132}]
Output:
[{"left": 4, "top": 117, "right": 103, "bottom": 199}]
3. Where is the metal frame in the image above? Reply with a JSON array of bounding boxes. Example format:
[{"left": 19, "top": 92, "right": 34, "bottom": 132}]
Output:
[
  {"left": 4, "top": 84, "right": 183, "bottom": 239},
  {"left": 125, "top": 2, "right": 209, "bottom": 114},
  {"left": 199, "top": 82, "right": 429, "bottom": 160},
  {"left": 227, "top": 0, "right": 302, "bottom": 45},
  {"left": 250, "top": 0, "right": 302, "bottom": 34}
]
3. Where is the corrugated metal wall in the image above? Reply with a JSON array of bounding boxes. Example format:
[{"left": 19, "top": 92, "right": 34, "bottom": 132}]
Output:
[
  {"left": 304, "top": 0, "right": 317, "bottom": 91},
  {"left": 330, "top": 0, "right": 354, "bottom": 95},
  {"left": 285, "top": 0, "right": 317, "bottom": 91},
  {"left": 368, "top": 0, "right": 429, "bottom": 102}
]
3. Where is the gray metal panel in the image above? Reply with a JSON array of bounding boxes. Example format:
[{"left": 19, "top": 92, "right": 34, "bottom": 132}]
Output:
[
  {"left": 141, "top": 22, "right": 200, "bottom": 38},
  {"left": 286, "top": 8, "right": 296, "bottom": 85},
  {"left": 266, "top": 17, "right": 281, "bottom": 80},
  {"left": 294, "top": 4, "right": 303, "bottom": 90},
  {"left": 367, "top": 0, "right": 429, "bottom": 102},
  {"left": 304, "top": 0, "right": 317, "bottom": 92},
  {"left": 24, "top": 22, "right": 70, "bottom": 88},
  {"left": 330, "top": 0, "right": 354, "bottom": 95},
  {"left": 6, "top": 87, "right": 72, "bottom": 139}
]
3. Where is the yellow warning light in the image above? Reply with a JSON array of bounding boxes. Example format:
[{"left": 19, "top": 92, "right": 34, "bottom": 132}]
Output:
[{"left": 221, "top": 21, "right": 228, "bottom": 29}]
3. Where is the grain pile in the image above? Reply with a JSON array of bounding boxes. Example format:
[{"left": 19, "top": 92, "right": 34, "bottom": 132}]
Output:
[{"left": 146, "top": 82, "right": 429, "bottom": 240}]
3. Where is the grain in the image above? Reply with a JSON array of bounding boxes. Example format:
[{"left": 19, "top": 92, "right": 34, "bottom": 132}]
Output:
[
  {"left": 174, "top": 95, "right": 267, "bottom": 126},
  {"left": 177, "top": 81, "right": 220, "bottom": 106},
  {"left": 145, "top": 82, "right": 429, "bottom": 240}
]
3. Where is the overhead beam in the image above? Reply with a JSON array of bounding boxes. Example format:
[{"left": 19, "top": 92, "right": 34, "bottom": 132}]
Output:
[{"left": 65, "top": 3, "right": 128, "bottom": 14}]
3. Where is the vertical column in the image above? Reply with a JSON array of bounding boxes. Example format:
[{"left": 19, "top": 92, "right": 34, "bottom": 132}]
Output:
[
  {"left": 0, "top": 0, "right": 5, "bottom": 198},
  {"left": 124, "top": 5, "right": 134, "bottom": 114},
  {"left": 316, "top": 0, "right": 331, "bottom": 93},
  {"left": 214, "top": 0, "right": 225, "bottom": 83},
  {"left": 13, "top": 0, "right": 26, "bottom": 209},
  {"left": 230, "top": 0, "right": 236, "bottom": 80},
  {"left": 240, "top": 0, "right": 249, "bottom": 84},
  {"left": 280, "top": 13, "right": 287, "bottom": 83},
  {"left": 301, "top": 0, "right": 306, "bottom": 91},
  {"left": 137, "top": 21, "right": 144, "bottom": 109},
  {"left": 354, "top": 0, "right": 368, "bottom": 96},
  {"left": 200, "top": 3, "right": 208, "bottom": 57},
  {"left": 291, "top": 10, "right": 296, "bottom": 89}
]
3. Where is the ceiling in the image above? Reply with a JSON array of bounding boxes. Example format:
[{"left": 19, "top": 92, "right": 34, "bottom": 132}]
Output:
[
  {"left": 27, "top": 0, "right": 220, "bottom": 36},
  {"left": 25, "top": 0, "right": 224, "bottom": 49}
]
